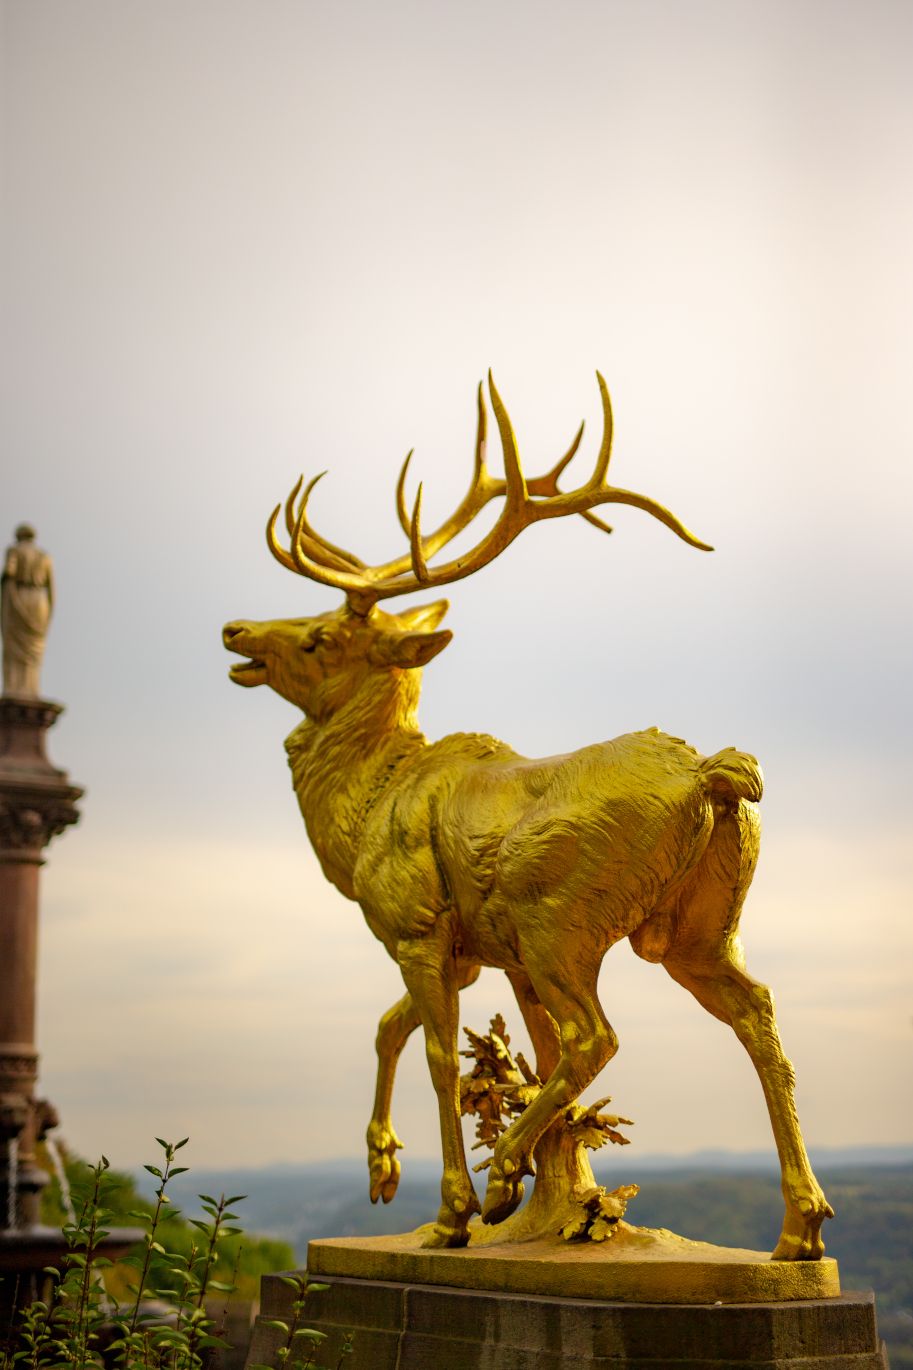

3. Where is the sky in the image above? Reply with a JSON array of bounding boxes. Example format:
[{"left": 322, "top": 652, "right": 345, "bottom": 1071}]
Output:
[{"left": 2, "top": 1, "right": 912, "bottom": 1182}]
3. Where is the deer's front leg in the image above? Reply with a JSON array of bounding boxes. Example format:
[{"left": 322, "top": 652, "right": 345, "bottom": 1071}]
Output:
[
  {"left": 484, "top": 951, "right": 617, "bottom": 1225},
  {"left": 398, "top": 930, "right": 481, "bottom": 1248},
  {"left": 367, "top": 991, "right": 421, "bottom": 1204}
]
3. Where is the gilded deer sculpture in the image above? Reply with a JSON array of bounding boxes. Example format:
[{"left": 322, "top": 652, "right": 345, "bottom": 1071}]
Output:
[{"left": 224, "top": 373, "right": 832, "bottom": 1259}]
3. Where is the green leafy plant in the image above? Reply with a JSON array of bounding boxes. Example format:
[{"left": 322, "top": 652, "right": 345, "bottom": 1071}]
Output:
[
  {"left": 250, "top": 1273, "right": 353, "bottom": 1370},
  {"left": 1, "top": 1139, "right": 349, "bottom": 1370}
]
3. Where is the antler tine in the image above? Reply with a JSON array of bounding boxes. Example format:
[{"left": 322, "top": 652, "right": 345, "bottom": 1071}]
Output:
[
  {"left": 385, "top": 381, "right": 593, "bottom": 581},
  {"left": 290, "top": 479, "right": 367, "bottom": 586},
  {"left": 275, "top": 474, "right": 368, "bottom": 577},
  {"left": 358, "top": 377, "right": 548, "bottom": 601},
  {"left": 370, "top": 373, "right": 528, "bottom": 587},
  {"left": 267, "top": 478, "right": 380, "bottom": 614},
  {"left": 527, "top": 421, "right": 614, "bottom": 532},
  {"left": 526, "top": 419, "right": 585, "bottom": 497},
  {"left": 581, "top": 510, "right": 614, "bottom": 534},
  {"left": 409, "top": 484, "right": 430, "bottom": 584},
  {"left": 267, "top": 503, "right": 300, "bottom": 573},
  {"left": 292, "top": 473, "right": 367, "bottom": 572},
  {"left": 487, "top": 371, "right": 528, "bottom": 510},
  {"left": 284, "top": 476, "right": 304, "bottom": 537},
  {"left": 392, "top": 382, "right": 493, "bottom": 554},
  {"left": 559, "top": 371, "right": 711, "bottom": 550},
  {"left": 473, "top": 377, "right": 488, "bottom": 483},
  {"left": 591, "top": 371, "right": 614, "bottom": 486},
  {"left": 395, "top": 450, "right": 415, "bottom": 540}
]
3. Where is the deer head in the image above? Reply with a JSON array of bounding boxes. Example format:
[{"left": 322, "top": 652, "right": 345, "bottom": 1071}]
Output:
[
  {"left": 224, "top": 372, "right": 711, "bottom": 717},
  {"left": 222, "top": 601, "right": 451, "bottom": 721}
]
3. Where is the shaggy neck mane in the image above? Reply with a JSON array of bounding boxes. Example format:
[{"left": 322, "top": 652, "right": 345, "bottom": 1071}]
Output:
[{"left": 285, "top": 669, "right": 426, "bottom": 895}]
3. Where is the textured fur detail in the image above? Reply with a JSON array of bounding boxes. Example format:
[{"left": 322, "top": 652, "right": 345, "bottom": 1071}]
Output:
[{"left": 699, "top": 747, "right": 763, "bottom": 804}]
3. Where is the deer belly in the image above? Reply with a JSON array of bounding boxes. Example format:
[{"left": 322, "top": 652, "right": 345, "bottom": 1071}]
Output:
[{"left": 455, "top": 905, "right": 527, "bottom": 972}]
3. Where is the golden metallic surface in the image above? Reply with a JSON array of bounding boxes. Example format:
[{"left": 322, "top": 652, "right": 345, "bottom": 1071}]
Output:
[
  {"left": 224, "top": 373, "right": 833, "bottom": 1267},
  {"left": 306, "top": 1230, "right": 842, "bottom": 1305}
]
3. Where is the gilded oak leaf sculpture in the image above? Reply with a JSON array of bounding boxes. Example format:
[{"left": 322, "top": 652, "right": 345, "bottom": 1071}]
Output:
[
  {"left": 459, "top": 1014, "right": 637, "bottom": 1245},
  {"left": 224, "top": 372, "right": 833, "bottom": 1258}
]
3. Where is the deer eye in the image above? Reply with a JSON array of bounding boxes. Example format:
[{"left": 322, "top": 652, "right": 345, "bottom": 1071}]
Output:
[{"left": 302, "top": 628, "right": 329, "bottom": 653}]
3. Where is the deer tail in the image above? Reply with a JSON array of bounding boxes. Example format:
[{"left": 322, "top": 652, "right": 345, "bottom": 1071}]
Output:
[{"left": 699, "top": 747, "right": 763, "bottom": 804}]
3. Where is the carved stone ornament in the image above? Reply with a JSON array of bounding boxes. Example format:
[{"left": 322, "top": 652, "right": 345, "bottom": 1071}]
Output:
[{"left": 0, "top": 796, "right": 80, "bottom": 853}]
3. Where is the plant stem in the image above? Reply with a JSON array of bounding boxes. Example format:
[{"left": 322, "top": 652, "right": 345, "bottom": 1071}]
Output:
[{"left": 128, "top": 1144, "right": 179, "bottom": 1335}]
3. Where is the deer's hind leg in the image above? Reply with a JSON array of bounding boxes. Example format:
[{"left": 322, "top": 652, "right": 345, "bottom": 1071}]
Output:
[
  {"left": 482, "top": 944, "right": 617, "bottom": 1225},
  {"left": 506, "top": 968, "right": 561, "bottom": 1079},
  {"left": 660, "top": 802, "right": 832, "bottom": 1260}
]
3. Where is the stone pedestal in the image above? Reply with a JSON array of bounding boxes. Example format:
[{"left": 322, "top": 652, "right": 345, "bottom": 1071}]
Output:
[{"left": 246, "top": 1273, "right": 889, "bottom": 1370}]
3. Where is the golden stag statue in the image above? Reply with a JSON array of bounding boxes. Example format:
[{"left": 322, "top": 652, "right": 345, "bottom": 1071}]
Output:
[{"left": 224, "top": 373, "right": 832, "bottom": 1260}]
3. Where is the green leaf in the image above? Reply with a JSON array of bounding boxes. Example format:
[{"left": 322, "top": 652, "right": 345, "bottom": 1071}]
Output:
[
  {"left": 224, "top": 1194, "right": 247, "bottom": 1206},
  {"left": 175, "top": 1137, "right": 190, "bottom": 1149},
  {"left": 143, "top": 1165, "right": 163, "bottom": 1178},
  {"left": 261, "top": 1320, "right": 290, "bottom": 1334}
]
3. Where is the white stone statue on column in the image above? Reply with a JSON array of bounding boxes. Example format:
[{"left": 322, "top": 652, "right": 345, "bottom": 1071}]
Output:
[{"left": 1, "top": 525, "right": 54, "bottom": 699}]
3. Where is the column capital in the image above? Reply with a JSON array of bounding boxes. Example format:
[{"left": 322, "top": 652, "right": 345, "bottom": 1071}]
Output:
[{"left": 0, "top": 696, "right": 83, "bottom": 857}]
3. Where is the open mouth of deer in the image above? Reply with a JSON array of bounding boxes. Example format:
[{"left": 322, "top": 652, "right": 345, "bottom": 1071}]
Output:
[
  {"left": 223, "top": 624, "right": 268, "bottom": 687},
  {"left": 228, "top": 657, "right": 267, "bottom": 686}
]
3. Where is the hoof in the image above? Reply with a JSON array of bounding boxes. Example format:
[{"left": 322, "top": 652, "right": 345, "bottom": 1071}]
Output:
[
  {"left": 771, "top": 1232, "right": 826, "bottom": 1261},
  {"left": 771, "top": 1196, "right": 834, "bottom": 1261},
  {"left": 367, "top": 1121, "right": 403, "bottom": 1204},
  {"left": 481, "top": 1164, "right": 526, "bottom": 1225},
  {"left": 420, "top": 1219, "right": 470, "bottom": 1249}
]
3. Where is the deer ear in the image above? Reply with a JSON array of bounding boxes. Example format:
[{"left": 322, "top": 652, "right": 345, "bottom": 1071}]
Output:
[
  {"left": 397, "top": 599, "right": 449, "bottom": 632},
  {"left": 372, "top": 629, "right": 452, "bottom": 669}
]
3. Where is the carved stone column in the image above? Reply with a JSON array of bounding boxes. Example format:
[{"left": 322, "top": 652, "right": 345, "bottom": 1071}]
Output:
[{"left": 0, "top": 697, "right": 82, "bottom": 1229}]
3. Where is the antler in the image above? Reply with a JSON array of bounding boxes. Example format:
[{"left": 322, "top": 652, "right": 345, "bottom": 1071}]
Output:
[{"left": 266, "top": 372, "right": 713, "bottom": 614}]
